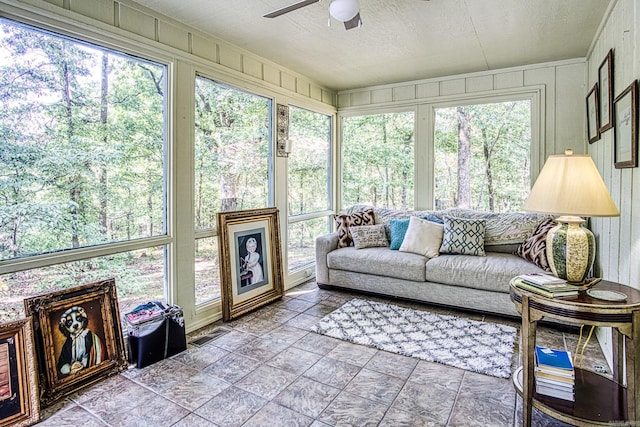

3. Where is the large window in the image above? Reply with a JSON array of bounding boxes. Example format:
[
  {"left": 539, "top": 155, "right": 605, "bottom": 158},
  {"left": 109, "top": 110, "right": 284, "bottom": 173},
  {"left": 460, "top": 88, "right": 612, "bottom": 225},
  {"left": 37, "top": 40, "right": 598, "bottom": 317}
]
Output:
[
  {"left": 341, "top": 112, "right": 415, "bottom": 209},
  {"left": 287, "top": 106, "right": 331, "bottom": 271},
  {"left": 194, "top": 76, "right": 272, "bottom": 304},
  {"left": 0, "top": 19, "right": 168, "bottom": 321},
  {"left": 434, "top": 101, "right": 531, "bottom": 212}
]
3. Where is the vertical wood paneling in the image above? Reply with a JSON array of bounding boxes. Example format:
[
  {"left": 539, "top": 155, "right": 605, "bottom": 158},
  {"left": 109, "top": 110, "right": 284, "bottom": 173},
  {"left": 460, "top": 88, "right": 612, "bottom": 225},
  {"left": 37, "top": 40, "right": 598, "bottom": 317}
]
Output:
[
  {"left": 119, "top": 4, "right": 156, "bottom": 40},
  {"left": 69, "top": 0, "right": 113, "bottom": 25},
  {"left": 218, "top": 45, "right": 242, "bottom": 72},
  {"left": 157, "top": 20, "right": 189, "bottom": 52},
  {"left": 555, "top": 63, "right": 586, "bottom": 154},
  {"left": 524, "top": 67, "right": 557, "bottom": 156},
  {"left": 191, "top": 33, "right": 217, "bottom": 63},
  {"left": 243, "top": 56, "right": 263, "bottom": 80},
  {"left": 587, "top": 0, "right": 639, "bottom": 290}
]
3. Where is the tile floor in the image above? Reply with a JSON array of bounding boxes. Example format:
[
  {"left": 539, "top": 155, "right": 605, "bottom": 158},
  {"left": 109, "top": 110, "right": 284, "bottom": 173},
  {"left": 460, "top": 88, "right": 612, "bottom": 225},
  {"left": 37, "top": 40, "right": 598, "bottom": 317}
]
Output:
[{"left": 36, "top": 280, "right": 609, "bottom": 426}]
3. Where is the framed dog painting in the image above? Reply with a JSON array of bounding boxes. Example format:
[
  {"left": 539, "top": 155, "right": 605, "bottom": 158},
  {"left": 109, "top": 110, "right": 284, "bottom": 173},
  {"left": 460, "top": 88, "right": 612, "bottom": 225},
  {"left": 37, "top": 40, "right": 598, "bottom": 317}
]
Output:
[
  {"left": 217, "top": 207, "right": 284, "bottom": 321},
  {"left": 0, "top": 318, "right": 39, "bottom": 427},
  {"left": 23, "top": 278, "right": 127, "bottom": 407}
]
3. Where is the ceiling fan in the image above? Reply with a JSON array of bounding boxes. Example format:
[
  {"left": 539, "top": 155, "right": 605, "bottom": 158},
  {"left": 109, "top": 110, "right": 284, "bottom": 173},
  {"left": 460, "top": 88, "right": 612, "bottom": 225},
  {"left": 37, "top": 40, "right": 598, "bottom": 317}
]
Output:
[
  {"left": 264, "top": 0, "right": 430, "bottom": 31},
  {"left": 263, "top": 0, "right": 363, "bottom": 30}
]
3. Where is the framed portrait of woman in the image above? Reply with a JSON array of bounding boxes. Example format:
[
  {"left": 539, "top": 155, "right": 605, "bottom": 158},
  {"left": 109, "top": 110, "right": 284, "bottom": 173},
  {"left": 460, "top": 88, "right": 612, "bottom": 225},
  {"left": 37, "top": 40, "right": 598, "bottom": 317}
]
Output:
[{"left": 217, "top": 208, "right": 284, "bottom": 321}]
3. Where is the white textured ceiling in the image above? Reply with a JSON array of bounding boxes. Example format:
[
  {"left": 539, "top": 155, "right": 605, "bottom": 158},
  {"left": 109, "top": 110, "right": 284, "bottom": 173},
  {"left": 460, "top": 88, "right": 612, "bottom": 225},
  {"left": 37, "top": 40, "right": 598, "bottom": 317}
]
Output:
[{"left": 131, "top": 0, "right": 611, "bottom": 91}]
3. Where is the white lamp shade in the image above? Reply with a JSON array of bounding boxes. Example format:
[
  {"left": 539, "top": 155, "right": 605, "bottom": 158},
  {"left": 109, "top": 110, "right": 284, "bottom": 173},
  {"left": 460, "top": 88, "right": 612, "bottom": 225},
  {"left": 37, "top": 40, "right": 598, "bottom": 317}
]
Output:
[
  {"left": 329, "top": 0, "right": 359, "bottom": 22},
  {"left": 524, "top": 152, "right": 619, "bottom": 217}
]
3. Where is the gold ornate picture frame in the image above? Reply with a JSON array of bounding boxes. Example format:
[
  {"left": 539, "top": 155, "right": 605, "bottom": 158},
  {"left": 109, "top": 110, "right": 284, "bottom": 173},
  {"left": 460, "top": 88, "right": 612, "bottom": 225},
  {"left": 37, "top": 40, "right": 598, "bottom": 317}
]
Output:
[
  {"left": 23, "top": 278, "right": 127, "bottom": 407},
  {"left": 217, "top": 207, "right": 284, "bottom": 321},
  {"left": 0, "top": 318, "right": 40, "bottom": 427}
]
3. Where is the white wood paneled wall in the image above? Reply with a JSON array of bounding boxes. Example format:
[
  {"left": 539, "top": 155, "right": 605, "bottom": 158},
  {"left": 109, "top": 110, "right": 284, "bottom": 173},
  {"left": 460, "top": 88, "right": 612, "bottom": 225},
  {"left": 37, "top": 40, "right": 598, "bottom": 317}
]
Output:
[
  {"left": 587, "top": 0, "right": 639, "bottom": 289},
  {"left": 8, "top": 0, "right": 336, "bottom": 106},
  {"left": 337, "top": 59, "right": 588, "bottom": 209}
]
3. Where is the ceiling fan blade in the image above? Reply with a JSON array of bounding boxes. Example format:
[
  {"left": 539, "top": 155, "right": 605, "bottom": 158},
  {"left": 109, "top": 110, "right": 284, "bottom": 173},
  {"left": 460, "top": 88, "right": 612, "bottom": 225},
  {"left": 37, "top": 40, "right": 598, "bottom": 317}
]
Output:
[
  {"left": 263, "top": 0, "right": 320, "bottom": 18},
  {"left": 344, "top": 12, "right": 362, "bottom": 30}
]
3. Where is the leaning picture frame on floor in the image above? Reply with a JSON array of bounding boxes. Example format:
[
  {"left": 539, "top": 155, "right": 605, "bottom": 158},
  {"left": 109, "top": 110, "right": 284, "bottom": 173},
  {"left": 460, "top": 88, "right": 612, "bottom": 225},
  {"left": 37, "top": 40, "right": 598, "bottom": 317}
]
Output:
[
  {"left": 613, "top": 80, "right": 637, "bottom": 169},
  {"left": 23, "top": 278, "right": 128, "bottom": 407},
  {"left": 0, "top": 318, "right": 40, "bottom": 427},
  {"left": 586, "top": 82, "right": 600, "bottom": 143},
  {"left": 217, "top": 207, "right": 284, "bottom": 321}
]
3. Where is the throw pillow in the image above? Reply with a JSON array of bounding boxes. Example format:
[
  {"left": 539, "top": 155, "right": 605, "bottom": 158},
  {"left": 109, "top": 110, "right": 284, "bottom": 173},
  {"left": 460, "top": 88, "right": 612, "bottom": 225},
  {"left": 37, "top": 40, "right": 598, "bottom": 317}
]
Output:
[
  {"left": 389, "top": 218, "right": 411, "bottom": 250},
  {"left": 440, "top": 217, "right": 486, "bottom": 256},
  {"left": 350, "top": 224, "right": 389, "bottom": 249},
  {"left": 399, "top": 216, "right": 444, "bottom": 258},
  {"left": 516, "top": 218, "right": 557, "bottom": 271},
  {"left": 334, "top": 209, "right": 375, "bottom": 248}
]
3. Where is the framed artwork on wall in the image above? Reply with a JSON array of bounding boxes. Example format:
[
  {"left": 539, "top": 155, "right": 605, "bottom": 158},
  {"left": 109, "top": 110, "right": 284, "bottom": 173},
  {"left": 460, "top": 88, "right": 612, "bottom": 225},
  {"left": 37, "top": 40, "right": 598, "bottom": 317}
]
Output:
[
  {"left": 598, "top": 49, "right": 614, "bottom": 133},
  {"left": 613, "top": 80, "right": 638, "bottom": 169},
  {"left": 0, "top": 318, "right": 40, "bottom": 427},
  {"left": 217, "top": 208, "right": 284, "bottom": 321},
  {"left": 217, "top": 207, "right": 284, "bottom": 321},
  {"left": 23, "top": 279, "right": 127, "bottom": 407},
  {"left": 586, "top": 83, "right": 600, "bottom": 143}
]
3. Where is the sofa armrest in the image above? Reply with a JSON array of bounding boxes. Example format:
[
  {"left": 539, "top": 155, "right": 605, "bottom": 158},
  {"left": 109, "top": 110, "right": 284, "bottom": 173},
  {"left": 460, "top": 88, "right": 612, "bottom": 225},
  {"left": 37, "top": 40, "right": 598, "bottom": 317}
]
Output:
[{"left": 315, "top": 232, "right": 339, "bottom": 285}]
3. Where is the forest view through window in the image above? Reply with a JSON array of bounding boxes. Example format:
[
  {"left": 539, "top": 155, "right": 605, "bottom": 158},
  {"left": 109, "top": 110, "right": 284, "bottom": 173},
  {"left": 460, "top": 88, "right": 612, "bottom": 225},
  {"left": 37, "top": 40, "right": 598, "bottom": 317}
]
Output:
[
  {"left": 342, "top": 112, "right": 415, "bottom": 210},
  {"left": 287, "top": 106, "right": 331, "bottom": 271},
  {"left": 0, "top": 19, "right": 167, "bottom": 321},
  {"left": 434, "top": 100, "right": 531, "bottom": 212},
  {"left": 193, "top": 76, "right": 271, "bottom": 304}
]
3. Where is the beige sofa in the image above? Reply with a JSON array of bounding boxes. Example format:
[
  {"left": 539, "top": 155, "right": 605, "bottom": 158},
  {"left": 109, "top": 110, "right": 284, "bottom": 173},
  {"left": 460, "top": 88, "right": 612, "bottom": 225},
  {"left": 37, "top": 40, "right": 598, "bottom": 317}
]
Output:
[{"left": 315, "top": 205, "right": 551, "bottom": 318}]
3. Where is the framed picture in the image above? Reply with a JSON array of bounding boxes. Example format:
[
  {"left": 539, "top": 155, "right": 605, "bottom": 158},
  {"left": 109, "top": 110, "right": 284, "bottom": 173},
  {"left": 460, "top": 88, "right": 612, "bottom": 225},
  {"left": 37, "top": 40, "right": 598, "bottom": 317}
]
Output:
[
  {"left": 598, "top": 49, "right": 614, "bottom": 132},
  {"left": 0, "top": 318, "right": 39, "bottom": 427},
  {"left": 217, "top": 207, "right": 284, "bottom": 321},
  {"left": 613, "top": 80, "right": 638, "bottom": 169},
  {"left": 23, "top": 278, "right": 127, "bottom": 407},
  {"left": 586, "top": 82, "right": 600, "bottom": 143}
]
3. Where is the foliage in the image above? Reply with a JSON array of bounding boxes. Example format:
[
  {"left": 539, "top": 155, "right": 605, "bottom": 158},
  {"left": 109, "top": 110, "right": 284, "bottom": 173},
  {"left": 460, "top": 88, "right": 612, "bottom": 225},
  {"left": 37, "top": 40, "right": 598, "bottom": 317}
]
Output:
[
  {"left": 194, "top": 76, "right": 270, "bottom": 230},
  {"left": 342, "top": 112, "right": 415, "bottom": 210},
  {"left": 434, "top": 101, "right": 531, "bottom": 212},
  {"left": 0, "top": 22, "right": 166, "bottom": 261}
]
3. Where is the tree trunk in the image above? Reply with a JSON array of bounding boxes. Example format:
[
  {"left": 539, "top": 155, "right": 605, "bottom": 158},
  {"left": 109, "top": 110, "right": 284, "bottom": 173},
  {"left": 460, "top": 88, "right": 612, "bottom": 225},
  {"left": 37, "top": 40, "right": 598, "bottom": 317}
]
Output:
[
  {"left": 456, "top": 107, "right": 471, "bottom": 208},
  {"left": 482, "top": 129, "right": 495, "bottom": 212}
]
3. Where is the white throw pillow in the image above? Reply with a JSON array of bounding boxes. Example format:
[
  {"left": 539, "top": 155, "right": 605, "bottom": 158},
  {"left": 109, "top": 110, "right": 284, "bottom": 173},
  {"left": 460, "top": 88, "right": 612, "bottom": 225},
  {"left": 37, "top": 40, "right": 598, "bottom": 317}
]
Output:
[
  {"left": 350, "top": 224, "right": 389, "bottom": 249},
  {"left": 398, "top": 216, "right": 444, "bottom": 258}
]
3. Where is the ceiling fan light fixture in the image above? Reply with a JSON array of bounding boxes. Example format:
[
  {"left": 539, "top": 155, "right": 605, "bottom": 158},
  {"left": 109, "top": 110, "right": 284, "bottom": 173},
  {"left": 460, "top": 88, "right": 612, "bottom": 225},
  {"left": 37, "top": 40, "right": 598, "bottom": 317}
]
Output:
[{"left": 329, "top": 0, "right": 359, "bottom": 22}]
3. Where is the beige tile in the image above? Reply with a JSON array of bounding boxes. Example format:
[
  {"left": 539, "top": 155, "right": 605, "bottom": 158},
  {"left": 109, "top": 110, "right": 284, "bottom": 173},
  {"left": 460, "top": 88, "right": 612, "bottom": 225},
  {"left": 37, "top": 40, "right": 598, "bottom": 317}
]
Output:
[
  {"left": 274, "top": 377, "right": 341, "bottom": 418},
  {"left": 195, "top": 386, "right": 267, "bottom": 426},
  {"left": 235, "top": 365, "right": 298, "bottom": 400},
  {"left": 318, "top": 390, "right": 388, "bottom": 426}
]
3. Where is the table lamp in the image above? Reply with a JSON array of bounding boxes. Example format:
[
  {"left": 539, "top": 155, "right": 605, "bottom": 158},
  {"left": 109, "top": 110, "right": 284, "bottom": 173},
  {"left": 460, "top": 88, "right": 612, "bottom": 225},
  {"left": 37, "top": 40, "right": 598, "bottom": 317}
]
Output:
[{"left": 523, "top": 149, "right": 619, "bottom": 283}]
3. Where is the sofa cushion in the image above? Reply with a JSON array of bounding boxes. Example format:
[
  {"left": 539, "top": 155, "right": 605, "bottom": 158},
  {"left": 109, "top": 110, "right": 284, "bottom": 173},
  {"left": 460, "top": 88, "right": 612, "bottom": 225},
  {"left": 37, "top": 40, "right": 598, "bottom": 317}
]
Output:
[
  {"left": 440, "top": 217, "right": 486, "bottom": 256},
  {"left": 327, "top": 247, "right": 428, "bottom": 282},
  {"left": 425, "top": 252, "right": 546, "bottom": 293},
  {"left": 334, "top": 209, "right": 375, "bottom": 248},
  {"left": 350, "top": 224, "right": 389, "bottom": 249},
  {"left": 516, "top": 218, "right": 557, "bottom": 271},
  {"left": 399, "top": 216, "right": 443, "bottom": 258}
]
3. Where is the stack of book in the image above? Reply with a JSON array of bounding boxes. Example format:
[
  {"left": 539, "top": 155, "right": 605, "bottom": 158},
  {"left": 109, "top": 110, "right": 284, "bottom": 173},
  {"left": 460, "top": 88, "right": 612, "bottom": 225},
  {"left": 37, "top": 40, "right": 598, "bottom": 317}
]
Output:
[
  {"left": 512, "top": 273, "right": 580, "bottom": 298},
  {"left": 534, "top": 345, "right": 575, "bottom": 401}
]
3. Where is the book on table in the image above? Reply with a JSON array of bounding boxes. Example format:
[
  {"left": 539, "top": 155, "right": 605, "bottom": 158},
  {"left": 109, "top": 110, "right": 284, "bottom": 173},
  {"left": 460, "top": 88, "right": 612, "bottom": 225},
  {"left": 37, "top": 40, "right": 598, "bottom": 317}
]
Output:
[
  {"left": 512, "top": 278, "right": 579, "bottom": 298},
  {"left": 518, "top": 273, "right": 567, "bottom": 286}
]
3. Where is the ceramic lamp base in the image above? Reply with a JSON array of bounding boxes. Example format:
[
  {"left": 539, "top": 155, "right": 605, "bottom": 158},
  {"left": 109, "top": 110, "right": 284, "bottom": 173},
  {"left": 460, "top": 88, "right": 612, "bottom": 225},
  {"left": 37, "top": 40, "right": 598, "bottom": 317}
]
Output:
[{"left": 546, "top": 216, "right": 595, "bottom": 283}]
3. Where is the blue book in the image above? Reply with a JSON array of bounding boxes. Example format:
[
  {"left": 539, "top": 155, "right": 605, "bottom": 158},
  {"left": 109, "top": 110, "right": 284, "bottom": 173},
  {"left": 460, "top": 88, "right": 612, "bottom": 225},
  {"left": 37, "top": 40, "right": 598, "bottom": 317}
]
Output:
[{"left": 535, "top": 346, "right": 573, "bottom": 371}]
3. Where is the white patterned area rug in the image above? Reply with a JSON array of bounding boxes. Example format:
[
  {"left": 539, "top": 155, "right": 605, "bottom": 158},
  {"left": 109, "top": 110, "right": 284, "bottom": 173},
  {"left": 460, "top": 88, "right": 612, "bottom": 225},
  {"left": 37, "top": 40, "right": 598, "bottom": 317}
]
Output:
[{"left": 310, "top": 298, "right": 516, "bottom": 379}]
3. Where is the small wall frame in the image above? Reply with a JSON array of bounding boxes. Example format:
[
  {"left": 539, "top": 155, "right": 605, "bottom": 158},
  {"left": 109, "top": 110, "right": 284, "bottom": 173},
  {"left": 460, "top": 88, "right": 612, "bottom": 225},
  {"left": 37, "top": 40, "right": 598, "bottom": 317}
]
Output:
[
  {"left": 613, "top": 80, "right": 638, "bottom": 169},
  {"left": 586, "top": 82, "right": 600, "bottom": 144},
  {"left": 598, "top": 49, "right": 614, "bottom": 133}
]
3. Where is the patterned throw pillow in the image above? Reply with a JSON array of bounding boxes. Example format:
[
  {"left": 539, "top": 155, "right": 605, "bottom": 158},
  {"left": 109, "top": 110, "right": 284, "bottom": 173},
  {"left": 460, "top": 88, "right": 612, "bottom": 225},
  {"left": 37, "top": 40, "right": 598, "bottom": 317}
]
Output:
[
  {"left": 350, "top": 224, "right": 389, "bottom": 249},
  {"left": 516, "top": 218, "right": 557, "bottom": 271},
  {"left": 334, "top": 209, "right": 375, "bottom": 248},
  {"left": 439, "top": 217, "right": 486, "bottom": 256}
]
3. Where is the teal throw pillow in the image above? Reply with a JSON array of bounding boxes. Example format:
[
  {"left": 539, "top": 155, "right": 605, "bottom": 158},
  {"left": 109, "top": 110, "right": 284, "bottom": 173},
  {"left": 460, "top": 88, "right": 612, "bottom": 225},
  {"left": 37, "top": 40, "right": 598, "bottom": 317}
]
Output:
[
  {"left": 440, "top": 217, "right": 486, "bottom": 256},
  {"left": 389, "top": 218, "right": 411, "bottom": 250}
]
